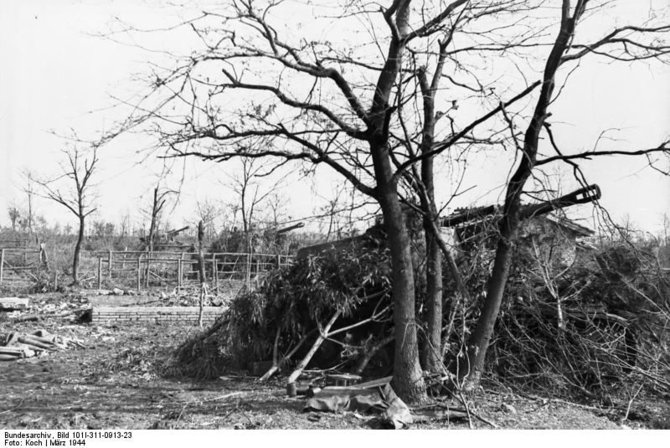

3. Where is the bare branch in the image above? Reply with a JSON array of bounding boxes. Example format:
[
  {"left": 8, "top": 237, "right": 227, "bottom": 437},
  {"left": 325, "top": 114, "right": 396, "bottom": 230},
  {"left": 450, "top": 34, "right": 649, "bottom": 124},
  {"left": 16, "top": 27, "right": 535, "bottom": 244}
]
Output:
[{"left": 536, "top": 141, "right": 670, "bottom": 166}]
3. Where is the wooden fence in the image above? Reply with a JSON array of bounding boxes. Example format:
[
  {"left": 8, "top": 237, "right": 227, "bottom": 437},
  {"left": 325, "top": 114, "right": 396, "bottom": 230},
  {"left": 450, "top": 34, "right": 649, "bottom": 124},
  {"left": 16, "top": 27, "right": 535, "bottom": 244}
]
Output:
[
  {"left": 93, "top": 250, "right": 294, "bottom": 291},
  {"left": 0, "top": 245, "right": 294, "bottom": 292},
  {"left": 0, "top": 248, "right": 43, "bottom": 284}
]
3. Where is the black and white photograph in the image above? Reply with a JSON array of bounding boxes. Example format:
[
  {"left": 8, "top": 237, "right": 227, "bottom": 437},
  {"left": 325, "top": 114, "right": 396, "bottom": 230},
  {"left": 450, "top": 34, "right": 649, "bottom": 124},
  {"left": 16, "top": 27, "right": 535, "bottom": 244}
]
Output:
[{"left": 1, "top": 0, "right": 669, "bottom": 443}]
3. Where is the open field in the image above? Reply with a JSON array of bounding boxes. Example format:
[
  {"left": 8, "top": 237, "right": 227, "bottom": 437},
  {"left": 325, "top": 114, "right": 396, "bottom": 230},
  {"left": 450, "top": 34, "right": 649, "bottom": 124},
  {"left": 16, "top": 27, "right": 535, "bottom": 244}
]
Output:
[{"left": 2, "top": 292, "right": 668, "bottom": 430}]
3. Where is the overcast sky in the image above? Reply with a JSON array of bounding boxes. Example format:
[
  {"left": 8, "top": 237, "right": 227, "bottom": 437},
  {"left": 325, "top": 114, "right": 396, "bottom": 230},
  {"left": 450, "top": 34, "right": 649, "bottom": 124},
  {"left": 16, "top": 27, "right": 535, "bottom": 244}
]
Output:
[{"left": 0, "top": 0, "right": 669, "bottom": 235}]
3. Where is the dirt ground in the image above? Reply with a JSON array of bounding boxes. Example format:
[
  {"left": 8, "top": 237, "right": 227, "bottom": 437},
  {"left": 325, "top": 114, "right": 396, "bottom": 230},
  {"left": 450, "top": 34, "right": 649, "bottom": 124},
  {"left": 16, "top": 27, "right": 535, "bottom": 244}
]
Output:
[{"left": 0, "top": 292, "right": 664, "bottom": 430}]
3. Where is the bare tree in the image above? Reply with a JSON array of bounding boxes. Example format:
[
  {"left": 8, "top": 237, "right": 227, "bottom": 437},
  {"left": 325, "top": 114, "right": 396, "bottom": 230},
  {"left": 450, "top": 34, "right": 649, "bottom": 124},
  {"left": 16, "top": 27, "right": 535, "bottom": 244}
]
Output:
[
  {"left": 119, "top": 213, "right": 131, "bottom": 238},
  {"left": 39, "top": 146, "right": 99, "bottom": 285},
  {"left": 148, "top": 186, "right": 165, "bottom": 251},
  {"left": 266, "top": 192, "right": 289, "bottom": 228},
  {"left": 7, "top": 203, "right": 20, "bottom": 232},
  {"left": 22, "top": 170, "right": 40, "bottom": 235},
  {"left": 317, "top": 184, "right": 347, "bottom": 242},
  {"left": 457, "top": 1, "right": 669, "bottom": 387},
  {"left": 195, "top": 200, "right": 221, "bottom": 240},
  {"left": 225, "top": 154, "right": 284, "bottom": 251},
  {"left": 314, "top": 183, "right": 370, "bottom": 241},
  {"left": 107, "top": 0, "right": 669, "bottom": 401},
  {"left": 144, "top": 184, "right": 173, "bottom": 252}
]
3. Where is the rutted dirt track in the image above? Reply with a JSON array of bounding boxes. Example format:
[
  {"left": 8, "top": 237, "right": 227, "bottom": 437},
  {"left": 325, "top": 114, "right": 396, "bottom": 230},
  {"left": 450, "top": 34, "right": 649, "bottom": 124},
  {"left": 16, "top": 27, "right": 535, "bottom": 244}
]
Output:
[{"left": 0, "top": 292, "right": 654, "bottom": 430}]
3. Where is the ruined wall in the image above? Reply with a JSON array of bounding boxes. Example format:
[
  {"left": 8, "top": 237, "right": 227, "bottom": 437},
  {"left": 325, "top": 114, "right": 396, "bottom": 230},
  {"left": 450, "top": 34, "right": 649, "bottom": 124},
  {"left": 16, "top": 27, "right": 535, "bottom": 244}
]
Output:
[{"left": 92, "top": 306, "right": 225, "bottom": 326}]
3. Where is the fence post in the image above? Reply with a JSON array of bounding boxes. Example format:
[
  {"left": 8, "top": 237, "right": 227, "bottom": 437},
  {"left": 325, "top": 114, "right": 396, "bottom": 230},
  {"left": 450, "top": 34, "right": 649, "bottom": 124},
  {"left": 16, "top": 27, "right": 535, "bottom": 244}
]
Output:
[
  {"left": 245, "top": 253, "right": 251, "bottom": 289},
  {"left": 137, "top": 255, "right": 142, "bottom": 291},
  {"left": 108, "top": 249, "right": 113, "bottom": 280},
  {"left": 179, "top": 252, "right": 185, "bottom": 289},
  {"left": 0, "top": 249, "right": 4, "bottom": 284},
  {"left": 39, "top": 243, "right": 49, "bottom": 272},
  {"left": 97, "top": 257, "right": 102, "bottom": 290},
  {"left": 212, "top": 254, "right": 218, "bottom": 292}
]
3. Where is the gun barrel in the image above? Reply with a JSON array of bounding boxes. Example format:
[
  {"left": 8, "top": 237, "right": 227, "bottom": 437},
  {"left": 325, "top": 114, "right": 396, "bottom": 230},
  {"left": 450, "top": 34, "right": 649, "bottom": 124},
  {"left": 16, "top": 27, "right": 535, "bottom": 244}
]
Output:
[
  {"left": 277, "top": 222, "right": 305, "bottom": 234},
  {"left": 167, "top": 225, "right": 190, "bottom": 236},
  {"left": 440, "top": 184, "right": 601, "bottom": 227},
  {"left": 519, "top": 184, "right": 601, "bottom": 219}
]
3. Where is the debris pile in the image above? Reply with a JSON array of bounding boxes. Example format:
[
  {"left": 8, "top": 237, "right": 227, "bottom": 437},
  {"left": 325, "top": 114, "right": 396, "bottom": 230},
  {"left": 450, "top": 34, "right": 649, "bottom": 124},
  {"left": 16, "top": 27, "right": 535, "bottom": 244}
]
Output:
[
  {"left": 0, "top": 329, "right": 85, "bottom": 361},
  {"left": 1, "top": 294, "right": 90, "bottom": 323}
]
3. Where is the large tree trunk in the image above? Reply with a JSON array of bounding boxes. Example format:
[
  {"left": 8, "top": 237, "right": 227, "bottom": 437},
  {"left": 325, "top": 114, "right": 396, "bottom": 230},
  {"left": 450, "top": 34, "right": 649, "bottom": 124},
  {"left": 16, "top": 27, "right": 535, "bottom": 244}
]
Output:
[
  {"left": 380, "top": 189, "right": 426, "bottom": 404},
  {"left": 365, "top": 0, "right": 426, "bottom": 404},
  {"left": 419, "top": 138, "right": 444, "bottom": 373},
  {"left": 422, "top": 226, "right": 443, "bottom": 372},
  {"left": 72, "top": 216, "right": 85, "bottom": 285},
  {"left": 461, "top": 216, "right": 517, "bottom": 386},
  {"left": 417, "top": 59, "right": 446, "bottom": 373},
  {"left": 372, "top": 158, "right": 426, "bottom": 402},
  {"left": 460, "top": 1, "right": 580, "bottom": 387}
]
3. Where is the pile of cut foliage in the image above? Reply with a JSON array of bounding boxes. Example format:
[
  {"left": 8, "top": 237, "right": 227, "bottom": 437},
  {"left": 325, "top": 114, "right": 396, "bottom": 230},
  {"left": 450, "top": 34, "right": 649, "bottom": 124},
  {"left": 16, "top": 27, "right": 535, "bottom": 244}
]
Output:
[
  {"left": 484, "top": 236, "right": 670, "bottom": 402},
  {"left": 436, "top": 215, "right": 670, "bottom": 403},
  {"left": 172, "top": 231, "right": 396, "bottom": 379},
  {"left": 173, "top": 218, "right": 669, "bottom": 412}
]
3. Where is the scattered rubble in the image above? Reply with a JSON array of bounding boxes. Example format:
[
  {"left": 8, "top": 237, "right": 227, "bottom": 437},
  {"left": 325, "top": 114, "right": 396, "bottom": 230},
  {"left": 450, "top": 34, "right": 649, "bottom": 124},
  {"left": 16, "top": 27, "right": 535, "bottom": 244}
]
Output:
[
  {"left": 2, "top": 294, "right": 89, "bottom": 323},
  {"left": 0, "top": 329, "right": 85, "bottom": 361}
]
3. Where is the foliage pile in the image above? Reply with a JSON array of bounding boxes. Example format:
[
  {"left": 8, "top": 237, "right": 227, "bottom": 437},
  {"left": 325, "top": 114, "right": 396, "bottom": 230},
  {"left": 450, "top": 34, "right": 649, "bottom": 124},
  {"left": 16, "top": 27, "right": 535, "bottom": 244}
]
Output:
[
  {"left": 175, "top": 216, "right": 670, "bottom": 404},
  {"left": 173, "top": 233, "right": 394, "bottom": 379},
  {"left": 483, "top": 236, "right": 670, "bottom": 401}
]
